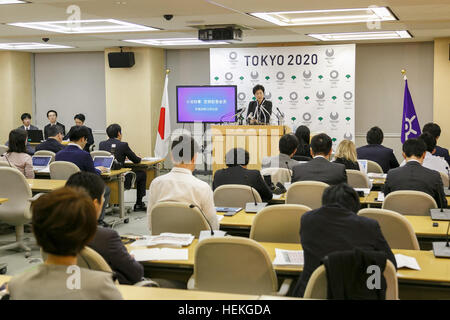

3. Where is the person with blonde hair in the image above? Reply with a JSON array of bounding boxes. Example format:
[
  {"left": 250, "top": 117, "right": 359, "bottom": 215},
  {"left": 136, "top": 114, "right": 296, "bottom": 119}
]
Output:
[{"left": 333, "top": 139, "right": 360, "bottom": 170}]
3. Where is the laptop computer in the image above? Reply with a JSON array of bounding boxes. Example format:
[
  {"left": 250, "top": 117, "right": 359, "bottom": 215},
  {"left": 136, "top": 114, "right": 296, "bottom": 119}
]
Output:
[
  {"left": 32, "top": 156, "right": 52, "bottom": 171},
  {"left": 93, "top": 156, "right": 114, "bottom": 172},
  {"left": 27, "top": 130, "right": 44, "bottom": 143}
]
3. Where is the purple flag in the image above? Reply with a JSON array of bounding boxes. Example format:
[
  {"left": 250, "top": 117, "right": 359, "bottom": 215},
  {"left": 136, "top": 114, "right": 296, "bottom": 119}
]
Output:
[{"left": 401, "top": 79, "right": 421, "bottom": 143}]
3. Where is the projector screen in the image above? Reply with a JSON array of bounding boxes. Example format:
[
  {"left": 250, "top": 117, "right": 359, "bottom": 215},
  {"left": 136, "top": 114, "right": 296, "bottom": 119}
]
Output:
[{"left": 176, "top": 85, "right": 237, "bottom": 123}]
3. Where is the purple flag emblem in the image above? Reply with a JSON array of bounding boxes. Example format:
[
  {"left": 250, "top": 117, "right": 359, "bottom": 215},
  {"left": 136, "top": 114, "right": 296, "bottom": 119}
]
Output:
[{"left": 401, "top": 79, "right": 421, "bottom": 143}]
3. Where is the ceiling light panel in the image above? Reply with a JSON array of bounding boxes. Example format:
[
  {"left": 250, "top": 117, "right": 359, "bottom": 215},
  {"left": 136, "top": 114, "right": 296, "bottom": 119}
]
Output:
[
  {"left": 0, "top": 42, "right": 74, "bottom": 50},
  {"left": 308, "top": 30, "right": 412, "bottom": 41},
  {"left": 0, "top": 0, "right": 27, "bottom": 4},
  {"left": 249, "top": 7, "right": 396, "bottom": 26},
  {"left": 8, "top": 19, "right": 158, "bottom": 34},
  {"left": 124, "top": 38, "right": 228, "bottom": 46}
]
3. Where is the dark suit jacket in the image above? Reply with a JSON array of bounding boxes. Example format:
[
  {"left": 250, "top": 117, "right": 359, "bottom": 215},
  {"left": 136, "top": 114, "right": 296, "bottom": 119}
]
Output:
[
  {"left": 434, "top": 145, "right": 450, "bottom": 166},
  {"left": 55, "top": 145, "right": 100, "bottom": 175},
  {"left": 247, "top": 99, "right": 273, "bottom": 124},
  {"left": 17, "top": 125, "right": 39, "bottom": 131},
  {"left": 333, "top": 157, "right": 360, "bottom": 170},
  {"left": 384, "top": 161, "right": 447, "bottom": 207},
  {"left": 291, "top": 205, "right": 396, "bottom": 297},
  {"left": 99, "top": 138, "right": 141, "bottom": 165},
  {"left": 291, "top": 157, "right": 347, "bottom": 185},
  {"left": 357, "top": 144, "right": 399, "bottom": 173},
  {"left": 88, "top": 227, "right": 144, "bottom": 285},
  {"left": 35, "top": 138, "right": 65, "bottom": 154},
  {"left": 64, "top": 126, "right": 94, "bottom": 152},
  {"left": 44, "top": 122, "right": 66, "bottom": 140},
  {"left": 212, "top": 165, "right": 273, "bottom": 202}
]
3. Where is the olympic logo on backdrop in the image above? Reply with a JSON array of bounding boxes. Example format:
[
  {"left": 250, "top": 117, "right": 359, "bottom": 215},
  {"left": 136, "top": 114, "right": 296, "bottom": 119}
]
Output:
[
  {"left": 303, "top": 70, "right": 312, "bottom": 79},
  {"left": 330, "top": 70, "right": 339, "bottom": 79},
  {"left": 229, "top": 51, "right": 238, "bottom": 60},
  {"left": 302, "top": 112, "right": 312, "bottom": 121},
  {"left": 344, "top": 132, "right": 353, "bottom": 140},
  {"left": 325, "top": 48, "right": 335, "bottom": 57},
  {"left": 276, "top": 71, "right": 285, "bottom": 80},
  {"left": 238, "top": 92, "right": 246, "bottom": 100},
  {"left": 316, "top": 91, "right": 325, "bottom": 99},
  {"left": 265, "top": 92, "right": 272, "bottom": 100},
  {"left": 289, "top": 92, "right": 298, "bottom": 101},
  {"left": 225, "top": 72, "right": 233, "bottom": 80},
  {"left": 344, "top": 91, "right": 353, "bottom": 100},
  {"left": 250, "top": 71, "right": 259, "bottom": 79},
  {"left": 330, "top": 112, "right": 339, "bottom": 120}
]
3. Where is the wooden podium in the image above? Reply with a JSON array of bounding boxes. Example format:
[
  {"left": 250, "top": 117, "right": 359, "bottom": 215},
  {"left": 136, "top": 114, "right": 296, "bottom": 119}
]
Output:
[{"left": 211, "top": 125, "right": 291, "bottom": 174}]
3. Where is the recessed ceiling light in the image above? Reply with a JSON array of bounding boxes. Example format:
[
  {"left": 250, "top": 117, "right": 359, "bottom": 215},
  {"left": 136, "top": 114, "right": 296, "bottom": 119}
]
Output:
[
  {"left": 8, "top": 19, "right": 158, "bottom": 34},
  {"left": 124, "top": 38, "right": 229, "bottom": 46},
  {"left": 307, "top": 30, "right": 412, "bottom": 41},
  {"left": 0, "top": 0, "right": 27, "bottom": 4},
  {"left": 0, "top": 43, "right": 74, "bottom": 50},
  {"left": 249, "top": 7, "right": 396, "bottom": 26}
]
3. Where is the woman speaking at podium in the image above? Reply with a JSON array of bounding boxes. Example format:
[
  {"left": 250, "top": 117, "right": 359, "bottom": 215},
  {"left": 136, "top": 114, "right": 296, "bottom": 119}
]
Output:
[{"left": 247, "top": 84, "right": 272, "bottom": 125}]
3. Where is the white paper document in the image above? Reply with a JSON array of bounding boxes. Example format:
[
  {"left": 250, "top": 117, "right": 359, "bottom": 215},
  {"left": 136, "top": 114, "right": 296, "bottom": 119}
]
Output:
[
  {"left": 130, "top": 233, "right": 194, "bottom": 247},
  {"left": 272, "top": 194, "right": 283, "bottom": 200},
  {"left": 354, "top": 188, "right": 371, "bottom": 196},
  {"left": 367, "top": 173, "right": 387, "bottom": 179},
  {"left": 216, "top": 215, "right": 224, "bottom": 222},
  {"left": 273, "top": 249, "right": 304, "bottom": 266},
  {"left": 376, "top": 192, "right": 385, "bottom": 202},
  {"left": 395, "top": 254, "right": 421, "bottom": 270},
  {"left": 130, "top": 248, "right": 188, "bottom": 261},
  {"left": 142, "top": 157, "right": 163, "bottom": 162}
]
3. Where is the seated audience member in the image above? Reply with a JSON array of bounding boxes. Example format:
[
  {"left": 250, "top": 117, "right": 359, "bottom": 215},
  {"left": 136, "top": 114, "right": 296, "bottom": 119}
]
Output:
[
  {"left": 17, "top": 113, "right": 39, "bottom": 131},
  {"left": 35, "top": 125, "right": 65, "bottom": 154},
  {"left": 64, "top": 114, "right": 94, "bottom": 152},
  {"left": 7, "top": 187, "right": 123, "bottom": 300},
  {"left": 44, "top": 109, "right": 66, "bottom": 140},
  {"left": 423, "top": 122, "right": 450, "bottom": 166},
  {"left": 357, "top": 127, "right": 399, "bottom": 173},
  {"left": 333, "top": 139, "right": 360, "bottom": 170},
  {"left": 291, "top": 133, "right": 347, "bottom": 185},
  {"left": 55, "top": 126, "right": 110, "bottom": 227},
  {"left": 147, "top": 135, "right": 219, "bottom": 234},
  {"left": 400, "top": 132, "right": 448, "bottom": 175},
  {"left": 262, "top": 133, "right": 299, "bottom": 169},
  {"left": 294, "top": 125, "right": 312, "bottom": 159},
  {"left": 213, "top": 148, "right": 273, "bottom": 202},
  {"left": 99, "top": 124, "right": 147, "bottom": 211},
  {"left": 66, "top": 172, "right": 144, "bottom": 285},
  {"left": 291, "top": 183, "right": 396, "bottom": 298},
  {"left": 0, "top": 129, "right": 34, "bottom": 178},
  {"left": 384, "top": 138, "right": 447, "bottom": 207}
]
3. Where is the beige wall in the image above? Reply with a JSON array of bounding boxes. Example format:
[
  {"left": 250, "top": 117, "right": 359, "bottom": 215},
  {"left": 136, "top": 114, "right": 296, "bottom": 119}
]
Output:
[
  {"left": 104, "top": 47, "right": 164, "bottom": 156},
  {"left": 433, "top": 38, "right": 450, "bottom": 149},
  {"left": 0, "top": 51, "right": 32, "bottom": 143}
]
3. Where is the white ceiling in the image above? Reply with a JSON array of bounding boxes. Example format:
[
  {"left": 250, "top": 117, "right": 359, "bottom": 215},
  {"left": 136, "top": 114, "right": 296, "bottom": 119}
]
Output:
[{"left": 0, "top": 0, "right": 449, "bottom": 52}]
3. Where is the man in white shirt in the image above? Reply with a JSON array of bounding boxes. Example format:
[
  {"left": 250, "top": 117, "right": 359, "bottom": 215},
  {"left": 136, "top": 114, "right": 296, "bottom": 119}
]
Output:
[
  {"left": 147, "top": 135, "right": 219, "bottom": 234},
  {"left": 400, "top": 132, "right": 448, "bottom": 176}
]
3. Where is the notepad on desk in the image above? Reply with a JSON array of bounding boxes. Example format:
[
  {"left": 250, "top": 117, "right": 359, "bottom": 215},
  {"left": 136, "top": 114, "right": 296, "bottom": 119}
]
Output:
[
  {"left": 130, "top": 233, "right": 194, "bottom": 247},
  {"left": 376, "top": 192, "right": 385, "bottom": 202},
  {"left": 395, "top": 254, "right": 421, "bottom": 270},
  {"left": 130, "top": 248, "right": 188, "bottom": 261},
  {"left": 273, "top": 249, "right": 304, "bottom": 266}
]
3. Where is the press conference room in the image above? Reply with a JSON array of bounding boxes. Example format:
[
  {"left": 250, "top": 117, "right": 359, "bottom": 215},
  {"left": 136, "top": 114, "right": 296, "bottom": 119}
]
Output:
[{"left": 0, "top": 0, "right": 449, "bottom": 305}]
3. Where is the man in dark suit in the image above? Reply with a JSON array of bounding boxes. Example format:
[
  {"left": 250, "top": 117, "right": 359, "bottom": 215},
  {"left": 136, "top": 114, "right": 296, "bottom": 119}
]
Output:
[
  {"left": 17, "top": 113, "right": 39, "bottom": 131},
  {"left": 291, "top": 133, "right": 347, "bottom": 185},
  {"left": 291, "top": 183, "right": 396, "bottom": 297},
  {"left": 246, "top": 84, "right": 272, "bottom": 124},
  {"left": 64, "top": 114, "right": 94, "bottom": 152},
  {"left": 99, "top": 124, "right": 147, "bottom": 212},
  {"left": 213, "top": 148, "right": 273, "bottom": 202},
  {"left": 55, "top": 126, "right": 110, "bottom": 226},
  {"left": 44, "top": 109, "right": 66, "bottom": 140},
  {"left": 262, "top": 133, "right": 300, "bottom": 170},
  {"left": 357, "top": 126, "right": 399, "bottom": 173},
  {"left": 423, "top": 122, "right": 450, "bottom": 166},
  {"left": 384, "top": 138, "right": 447, "bottom": 207},
  {"left": 66, "top": 172, "right": 144, "bottom": 285},
  {"left": 35, "top": 125, "right": 65, "bottom": 154}
]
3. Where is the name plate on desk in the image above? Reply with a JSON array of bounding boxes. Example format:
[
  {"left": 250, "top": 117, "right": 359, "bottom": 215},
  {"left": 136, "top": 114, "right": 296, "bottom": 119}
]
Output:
[
  {"left": 245, "top": 202, "right": 267, "bottom": 213},
  {"left": 430, "top": 209, "right": 450, "bottom": 221}
]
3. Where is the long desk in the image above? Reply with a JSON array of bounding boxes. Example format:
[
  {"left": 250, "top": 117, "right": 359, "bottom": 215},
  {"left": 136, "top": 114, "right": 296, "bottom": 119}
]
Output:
[
  {"left": 123, "top": 159, "right": 164, "bottom": 189},
  {"left": 0, "top": 198, "right": 8, "bottom": 204},
  {"left": 27, "top": 179, "right": 66, "bottom": 193},
  {"left": 128, "top": 240, "right": 450, "bottom": 299}
]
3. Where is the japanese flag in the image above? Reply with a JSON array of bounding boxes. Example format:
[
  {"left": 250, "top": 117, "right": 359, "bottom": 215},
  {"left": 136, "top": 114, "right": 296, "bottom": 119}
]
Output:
[{"left": 154, "top": 74, "right": 170, "bottom": 158}]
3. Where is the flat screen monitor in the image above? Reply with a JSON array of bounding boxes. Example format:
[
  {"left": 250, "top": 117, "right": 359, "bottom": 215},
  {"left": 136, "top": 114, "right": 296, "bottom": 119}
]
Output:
[{"left": 176, "top": 85, "right": 237, "bottom": 123}]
